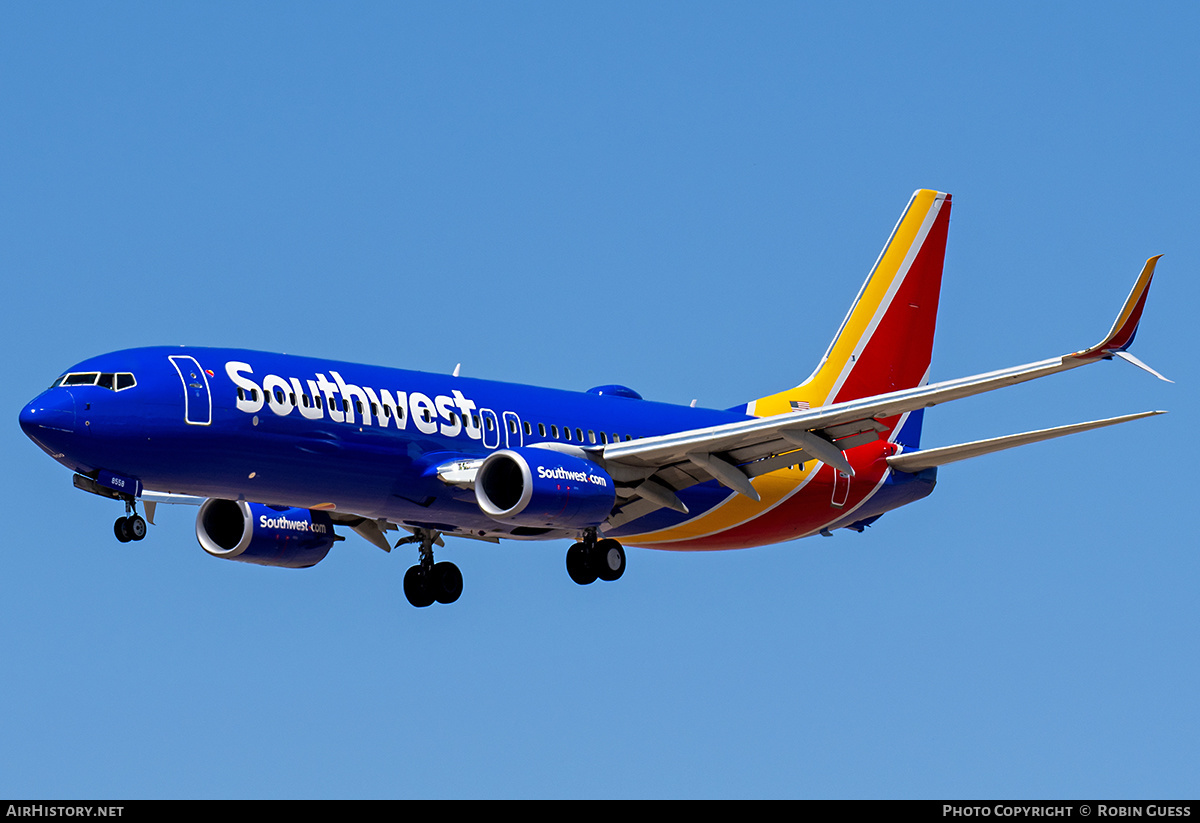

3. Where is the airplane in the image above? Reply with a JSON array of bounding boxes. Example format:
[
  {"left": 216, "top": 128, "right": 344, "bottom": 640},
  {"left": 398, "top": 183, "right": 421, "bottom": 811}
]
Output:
[{"left": 18, "top": 189, "right": 1170, "bottom": 608}]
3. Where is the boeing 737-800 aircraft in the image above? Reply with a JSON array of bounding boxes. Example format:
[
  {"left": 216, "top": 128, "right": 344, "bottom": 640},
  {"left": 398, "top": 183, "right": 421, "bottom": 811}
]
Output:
[{"left": 18, "top": 190, "right": 1168, "bottom": 607}]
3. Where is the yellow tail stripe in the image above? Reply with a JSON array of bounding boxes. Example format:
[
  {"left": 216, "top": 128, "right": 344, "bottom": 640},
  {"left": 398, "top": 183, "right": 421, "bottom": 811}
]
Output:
[{"left": 622, "top": 189, "right": 944, "bottom": 545}]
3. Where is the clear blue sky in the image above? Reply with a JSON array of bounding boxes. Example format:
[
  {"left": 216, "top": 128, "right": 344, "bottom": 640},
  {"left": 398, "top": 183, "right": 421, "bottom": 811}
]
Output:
[{"left": 2, "top": 3, "right": 1196, "bottom": 798}]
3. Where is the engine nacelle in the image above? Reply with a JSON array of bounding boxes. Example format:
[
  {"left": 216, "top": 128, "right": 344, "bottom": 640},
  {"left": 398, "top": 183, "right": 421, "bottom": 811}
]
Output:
[
  {"left": 475, "top": 448, "right": 616, "bottom": 530},
  {"left": 196, "top": 499, "right": 337, "bottom": 568}
]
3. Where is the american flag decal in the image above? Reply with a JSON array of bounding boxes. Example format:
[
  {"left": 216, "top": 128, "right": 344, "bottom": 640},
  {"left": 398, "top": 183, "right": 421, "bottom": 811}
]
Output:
[{"left": 790, "top": 400, "right": 810, "bottom": 411}]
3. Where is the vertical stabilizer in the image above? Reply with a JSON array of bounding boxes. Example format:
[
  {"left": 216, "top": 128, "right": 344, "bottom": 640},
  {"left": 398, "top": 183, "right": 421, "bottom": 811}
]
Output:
[{"left": 750, "top": 189, "right": 952, "bottom": 422}]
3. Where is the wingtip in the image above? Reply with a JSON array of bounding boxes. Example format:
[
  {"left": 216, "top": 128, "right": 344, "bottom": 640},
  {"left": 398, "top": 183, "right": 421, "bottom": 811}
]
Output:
[
  {"left": 1075, "top": 255, "right": 1161, "bottom": 358},
  {"left": 1112, "top": 350, "right": 1173, "bottom": 382}
]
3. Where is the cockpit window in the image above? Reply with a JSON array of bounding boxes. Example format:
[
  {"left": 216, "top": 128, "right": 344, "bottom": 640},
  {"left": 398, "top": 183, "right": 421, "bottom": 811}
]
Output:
[{"left": 54, "top": 371, "right": 137, "bottom": 391}]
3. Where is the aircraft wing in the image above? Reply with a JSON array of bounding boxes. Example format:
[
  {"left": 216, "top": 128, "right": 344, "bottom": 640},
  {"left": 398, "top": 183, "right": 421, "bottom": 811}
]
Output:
[{"left": 598, "top": 257, "right": 1166, "bottom": 524}]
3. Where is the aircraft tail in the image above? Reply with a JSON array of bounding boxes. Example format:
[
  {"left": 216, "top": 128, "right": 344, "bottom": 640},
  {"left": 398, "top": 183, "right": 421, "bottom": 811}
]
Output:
[{"left": 749, "top": 189, "right": 952, "bottom": 426}]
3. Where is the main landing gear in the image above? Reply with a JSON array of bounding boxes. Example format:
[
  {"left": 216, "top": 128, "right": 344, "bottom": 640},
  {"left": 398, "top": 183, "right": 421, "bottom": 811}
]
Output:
[
  {"left": 397, "top": 529, "right": 463, "bottom": 608},
  {"left": 113, "top": 498, "right": 147, "bottom": 543},
  {"left": 566, "top": 530, "right": 626, "bottom": 586}
]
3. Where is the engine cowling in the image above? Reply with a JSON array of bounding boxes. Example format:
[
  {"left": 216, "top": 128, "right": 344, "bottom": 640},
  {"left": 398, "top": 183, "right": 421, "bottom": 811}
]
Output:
[
  {"left": 475, "top": 448, "right": 616, "bottom": 530},
  {"left": 196, "top": 499, "right": 337, "bottom": 568}
]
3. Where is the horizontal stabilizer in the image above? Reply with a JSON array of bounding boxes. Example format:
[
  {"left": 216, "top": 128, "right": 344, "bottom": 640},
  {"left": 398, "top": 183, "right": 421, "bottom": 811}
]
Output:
[{"left": 886, "top": 410, "right": 1166, "bottom": 473}]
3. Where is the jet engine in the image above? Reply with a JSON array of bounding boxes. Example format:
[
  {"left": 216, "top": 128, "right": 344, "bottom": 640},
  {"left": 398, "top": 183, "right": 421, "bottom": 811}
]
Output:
[
  {"left": 475, "top": 448, "right": 616, "bottom": 530},
  {"left": 196, "top": 499, "right": 337, "bottom": 568}
]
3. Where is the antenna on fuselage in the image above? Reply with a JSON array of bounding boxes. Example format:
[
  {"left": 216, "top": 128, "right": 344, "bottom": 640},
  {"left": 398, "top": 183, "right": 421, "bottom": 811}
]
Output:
[{"left": 453, "top": 363, "right": 461, "bottom": 377}]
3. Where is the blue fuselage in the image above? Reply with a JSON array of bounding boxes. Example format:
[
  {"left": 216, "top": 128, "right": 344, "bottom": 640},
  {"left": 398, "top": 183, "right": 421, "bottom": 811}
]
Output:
[{"left": 20, "top": 346, "right": 749, "bottom": 540}]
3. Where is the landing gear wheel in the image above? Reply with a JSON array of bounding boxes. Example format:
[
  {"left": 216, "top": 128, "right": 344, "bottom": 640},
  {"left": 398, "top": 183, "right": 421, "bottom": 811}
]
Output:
[
  {"left": 397, "top": 528, "right": 463, "bottom": 607},
  {"left": 593, "top": 539, "right": 626, "bottom": 582},
  {"left": 566, "top": 542, "right": 598, "bottom": 585},
  {"left": 403, "top": 565, "right": 435, "bottom": 608},
  {"left": 431, "top": 562, "right": 463, "bottom": 604},
  {"left": 126, "top": 515, "right": 147, "bottom": 541},
  {"left": 114, "top": 517, "right": 132, "bottom": 543}
]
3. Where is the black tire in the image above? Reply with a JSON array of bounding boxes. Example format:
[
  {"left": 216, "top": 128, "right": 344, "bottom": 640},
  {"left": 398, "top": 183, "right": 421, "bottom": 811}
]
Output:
[
  {"left": 566, "top": 542, "right": 597, "bottom": 585},
  {"left": 114, "top": 517, "right": 132, "bottom": 543},
  {"left": 432, "top": 562, "right": 463, "bottom": 604},
  {"left": 594, "top": 539, "right": 626, "bottom": 582},
  {"left": 403, "top": 565, "right": 435, "bottom": 608},
  {"left": 127, "top": 515, "right": 147, "bottom": 541}
]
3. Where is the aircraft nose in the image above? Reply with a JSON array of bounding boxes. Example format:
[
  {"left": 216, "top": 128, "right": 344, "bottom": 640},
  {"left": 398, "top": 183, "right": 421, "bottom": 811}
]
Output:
[{"left": 19, "top": 389, "right": 76, "bottom": 438}]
